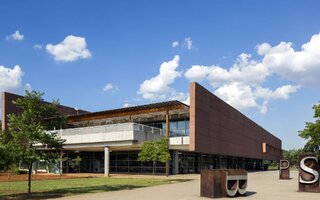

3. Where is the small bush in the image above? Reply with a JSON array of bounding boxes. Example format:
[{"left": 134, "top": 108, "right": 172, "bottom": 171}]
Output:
[{"left": 18, "top": 169, "right": 29, "bottom": 174}]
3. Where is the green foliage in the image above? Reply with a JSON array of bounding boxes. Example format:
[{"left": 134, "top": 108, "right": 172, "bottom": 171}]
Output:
[
  {"left": 5, "top": 90, "right": 66, "bottom": 193},
  {"left": 138, "top": 139, "right": 170, "bottom": 179},
  {"left": 0, "top": 129, "right": 19, "bottom": 172},
  {"left": 138, "top": 139, "right": 170, "bottom": 163},
  {"left": 69, "top": 155, "right": 82, "bottom": 173},
  {"left": 283, "top": 148, "right": 304, "bottom": 166},
  {"left": 299, "top": 102, "right": 320, "bottom": 157}
]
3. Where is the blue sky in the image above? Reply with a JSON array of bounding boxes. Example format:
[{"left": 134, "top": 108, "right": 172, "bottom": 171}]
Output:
[{"left": 1, "top": 0, "right": 320, "bottom": 150}]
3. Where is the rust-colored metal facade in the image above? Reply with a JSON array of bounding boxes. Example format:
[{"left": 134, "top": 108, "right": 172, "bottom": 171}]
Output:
[
  {"left": 279, "top": 160, "right": 290, "bottom": 179},
  {"left": 200, "top": 169, "right": 247, "bottom": 198},
  {"left": 298, "top": 154, "right": 320, "bottom": 193},
  {"left": 2, "top": 82, "right": 282, "bottom": 164},
  {"left": 1, "top": 92, "right": 88, "bottom": 130},
  {"left": 189, "top": 82, "right": 282, "bottom": 161}
]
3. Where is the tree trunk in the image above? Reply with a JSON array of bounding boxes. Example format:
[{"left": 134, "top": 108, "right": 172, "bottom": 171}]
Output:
[
  {"left": 28, "top": 163, "right": 32, "bottom": 194},
  {"left": 60, "top": 152, "right": 63, "bottom": 179},
  {"left": 152, "top": 161, "right": 155, "bottom": 182},
  {"left": 7, "top": 171, "right": 10, "bottom": 181}
]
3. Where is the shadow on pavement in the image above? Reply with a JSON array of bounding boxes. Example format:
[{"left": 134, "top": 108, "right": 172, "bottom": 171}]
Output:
[
  {"left": 246, "top": 191, "right": 257, "bottom": 196},
  {"left": 0, "top": 179, "right": 191, "bottom": 200}
]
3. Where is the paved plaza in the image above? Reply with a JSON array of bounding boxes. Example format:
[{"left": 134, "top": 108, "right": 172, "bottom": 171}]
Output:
[{"left": 52, "top": 170, "right": 319, "bottom": 200}]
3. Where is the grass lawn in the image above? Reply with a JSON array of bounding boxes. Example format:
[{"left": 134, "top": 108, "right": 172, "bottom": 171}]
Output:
[{"left": 0, "top": 177, "right": 187, "bottom": 200}]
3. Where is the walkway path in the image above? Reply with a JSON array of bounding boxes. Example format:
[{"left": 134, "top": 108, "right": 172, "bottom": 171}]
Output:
[{"left": 52, "top": 170, "right": 319, "bottom": 200}]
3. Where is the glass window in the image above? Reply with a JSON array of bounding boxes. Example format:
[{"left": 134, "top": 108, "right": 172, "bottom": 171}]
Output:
[
  {"left": 178, "top": 121, "right": 185, "bottom": 130},
  {"left": 170, "top": 122, "right": 178, "bottom": 131}
]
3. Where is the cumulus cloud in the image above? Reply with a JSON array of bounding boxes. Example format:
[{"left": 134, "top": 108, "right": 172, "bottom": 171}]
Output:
[
  {"left": 0, "top": 65, "right": 24, "bottom": 92},
  {"left": 138, "top": 55, "right": 186, "bottom": 100},
  {"left": 259, "top": 33, "right": 320, "bottom": 85},
  {"left": 103, "top": 83, "right": 118, "bottom": 92},
  {"left": 46, "top": 35, "right": 91, "bottom": 62},
  {"left": 185, "top": 53, "right": 300, "bottom": 113},
  {"left": 6, "top": 30, "right": 24, "bottom": 41},
  {"left": 186, "top": 53, "right": 269, "bottom": 87},
  {"left": 214, "top": 82, "right": 258, "bottom": 111},
  {"left": 183, "top": 32, "right": 320, "bottom": 113},
  {"left": 184, "top": 37, "right": 193, "bottom": 50},
  {"left": 172, "top": 41, "right": 179, "bottom": 48},
  {"left": 184, "top": 65, "right": 211, "bottom": 82},
  {"left": 255, "top": 85, "right": 301, "bottom": 100}
]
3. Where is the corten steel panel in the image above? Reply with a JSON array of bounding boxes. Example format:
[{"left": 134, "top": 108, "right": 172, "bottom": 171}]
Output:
[
  {"left": 189, "top": 82, "right": 282, "bottom": 161},
  {"left": 201, "top": 170, "right": 226, "bottom": 198},
  {"left": 298, "top": 154, "right": 320, "bottom": 193},
  {"left": 279, "top": 160, "right": 290, "bottom": 179},
  {"left": 200, "top": 169, "right": 247, "bottom": 198},
  {"left": 1, "top": 92, "right": 88, "bottom": 130}
]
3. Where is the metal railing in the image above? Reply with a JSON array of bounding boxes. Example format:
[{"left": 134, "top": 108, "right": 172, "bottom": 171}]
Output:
[{"left": 48, "top": 123, "right": 163, "bottom": 137}]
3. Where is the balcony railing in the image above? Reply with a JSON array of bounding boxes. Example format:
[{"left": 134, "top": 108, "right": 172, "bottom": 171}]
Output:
[
  {"left": 47, "top": 123, "right": 164, "bottom": 146},
  {"left": 53, "top": 123, "right": 162, "bottom": 136}
]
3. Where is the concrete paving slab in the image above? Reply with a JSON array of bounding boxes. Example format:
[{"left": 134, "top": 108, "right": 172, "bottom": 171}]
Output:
[{"left": 51, "top": 170, "right": 319, "bottom": 200}]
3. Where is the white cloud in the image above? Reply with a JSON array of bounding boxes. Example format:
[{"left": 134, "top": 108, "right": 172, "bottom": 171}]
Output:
[
  {"left": 33, "top": 44, "right": 43, "bottom": 49},
  {"left": 214, "top": 82, "right": 258, "bottom": 111},
  {"left": 184, "top": 32, "right": 320, "bottom": 113},
  {"left": 186, "top": 53, "right": 270, "bottom": 88},
  {"left": 172, "top": 41, "right": 179, "bottom": 48},
  {"left": 184, "top": 65, "right": 212, "bottom": 82},
  {"left": 184, "top": 37, "right": 193, "bottom": 50},
  {"left": 181, "top": 95, "right": 190, "bottom": 105},
  {"left": 0, "top": 65, "right": 24, "bottom": 92},
  {"left": 255, "top": 85, "right": 301, "bottom": 100},
  {"left": 259, "top": 33, "right": 320, "bottom": 85},
  {"left": 24, "top": 83, "right": 33, "bottom": 92},
  {"left": 213, "top": 82, "right": 300, "bottom": 114},
  {"left": 6, "top": 30, "right": 24, "bottom": 41},
  {"left": 123, "top": 103, "right": 135, "bottom": 108},
  {"left": 103, "top": 83, "right": 118, "bottom": 92},
  {"left": 138, "top": 55, "right": 184, "bottom": 100},
  {"left": 256, "top": 43, "right": 271, "bottom": 55},
  {"left": 46, "top": 35, "right": 91, "bottom": 62}
]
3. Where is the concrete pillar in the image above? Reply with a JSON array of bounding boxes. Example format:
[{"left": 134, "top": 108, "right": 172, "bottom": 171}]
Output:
[
  {"left": 60, "top": 150, "right": 63, "bottom": 175},
  {"left": 104, "top": 146, "right": 110, "bottom": 176},
  {"left": 173, "top": 151, "right": 179, "bottom": 174}
]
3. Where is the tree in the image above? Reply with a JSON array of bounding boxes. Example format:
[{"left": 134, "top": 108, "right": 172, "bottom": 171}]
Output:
[
  {"left": 6, "top": 91, "right": 65, "bottom": 194},
  {"left": 69, "top": 154, "right": 82, "bottom": 175},
  {"left": 283, "top": 148, "right": 304, "bottom": 166},
  {"left": 0, "top": 129, "right": 19, "bottom": 180},
  {"left": 299, "top": 102, "right": 320, "bottom": 157},
  {"left": 138, "top": 139, "right": 170, "bottom": 181}
]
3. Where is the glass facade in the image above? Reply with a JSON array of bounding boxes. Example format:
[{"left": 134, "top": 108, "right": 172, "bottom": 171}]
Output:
[
  {"left": 110, "top": 151, "right": 166, "bottom": 174},
  {"left": 145, "top": 120, "right": 190, "bottom": 137},
  {"left": 62, "top": 150, "right": 168, "bottom": 174},
  {"left": 62, "top": 150, "right": 264, "bottom": 175}
]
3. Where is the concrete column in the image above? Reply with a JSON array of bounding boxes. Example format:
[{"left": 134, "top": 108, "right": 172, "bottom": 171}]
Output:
[
  {"left": 60, "top": 150, "right": 63, "bottom": 175},
  {"left": 104, "top": 146, "right": 110, "bottom": 177},
  {"left": 173, "top": 151, "right": 179, "bottom": 174}
]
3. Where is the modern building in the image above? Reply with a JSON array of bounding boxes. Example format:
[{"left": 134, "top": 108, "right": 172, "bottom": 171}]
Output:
[{"left": 1, "top": 82, "right": 282, "bottom": 175}]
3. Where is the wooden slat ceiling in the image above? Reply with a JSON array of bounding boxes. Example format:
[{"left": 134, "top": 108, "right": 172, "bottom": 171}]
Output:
[{"left": 68, "top": 100, "right": 189, "bottom": 122}]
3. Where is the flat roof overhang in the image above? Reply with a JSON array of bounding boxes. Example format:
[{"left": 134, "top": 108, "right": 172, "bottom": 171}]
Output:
[{"left": 67, "top": 100, "right": 189, "bottom": 123}]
